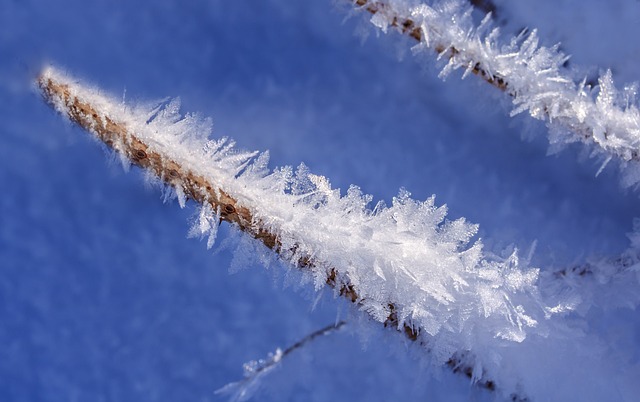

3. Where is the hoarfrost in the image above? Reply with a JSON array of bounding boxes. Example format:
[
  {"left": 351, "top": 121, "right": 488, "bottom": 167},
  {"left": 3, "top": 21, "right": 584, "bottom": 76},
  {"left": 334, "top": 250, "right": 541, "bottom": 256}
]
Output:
[
  {"left": 362, "top": 0, "right": 640, "bottom": 187},
  {"left": 215, "top": 349, "right": 284, "bottom": 402},
  {"left": 188, "top": 203, "right": 220, "bottom": 250},
  {"left": 40, "top": 64, "right": 640, "bottom": 399}
]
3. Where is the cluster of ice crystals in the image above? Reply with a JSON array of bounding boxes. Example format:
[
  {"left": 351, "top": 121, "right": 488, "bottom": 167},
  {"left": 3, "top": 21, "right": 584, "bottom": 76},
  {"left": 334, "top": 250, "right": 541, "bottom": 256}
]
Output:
[
  {"left": 42, "top": 63, "right": 640, "bottom": 398},
  {"left": 42, "top": 64, "right": 550, "bottom": 348},
  {"left": 188, "top": 203, "right": 221, "bottom": 249},
  {"left": 364, "top": 0, "right": 640, "bottom": 186},
  {"left": 234, "top": 148, "right": 546, "bottom": 356}
]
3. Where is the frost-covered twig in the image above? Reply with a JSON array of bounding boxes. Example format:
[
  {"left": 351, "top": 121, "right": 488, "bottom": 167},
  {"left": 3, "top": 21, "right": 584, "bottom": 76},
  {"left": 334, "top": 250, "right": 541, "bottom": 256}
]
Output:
[
  {"left": 546, "top": 225, "right": 640, "bottom": 313},
  {"left": 350, "top": 0, "right": 640, "bottom": 186},
  {"left": 351, "top": 0, "right": 640, "bottom": 330},
  {"left": 37, "top": 66, "right": 588, "bottom": 400},
  {"left": 216, "top": 321, "right": 346, "bottom": 402},
  {"left": 352, "top": 0, "right": 508, "bottom": 89}
]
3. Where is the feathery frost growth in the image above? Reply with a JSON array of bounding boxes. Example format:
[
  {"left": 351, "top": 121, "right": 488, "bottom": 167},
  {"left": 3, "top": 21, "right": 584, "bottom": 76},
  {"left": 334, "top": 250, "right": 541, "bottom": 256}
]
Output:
[
  {"left": 352, "top": 0, "right": 640, "bottom": 186},
  {"left": 215, "top": 348, "right": 284, "bottom": 402},
  {"left": 38, "top": 65, "right": 640, "bottom": 400}
]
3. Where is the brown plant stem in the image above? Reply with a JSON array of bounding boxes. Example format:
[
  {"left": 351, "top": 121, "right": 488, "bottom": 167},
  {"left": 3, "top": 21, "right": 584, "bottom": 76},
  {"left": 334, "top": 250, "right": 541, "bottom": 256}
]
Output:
[
  {"left": 352, "top": 0, "right": 508, "bottom": 90},
  {"left": 350, "top": 0, "right": 640, "bottom": 166},
  {"left": 37, "top": 71, "right": 523, "bottom": 400}
]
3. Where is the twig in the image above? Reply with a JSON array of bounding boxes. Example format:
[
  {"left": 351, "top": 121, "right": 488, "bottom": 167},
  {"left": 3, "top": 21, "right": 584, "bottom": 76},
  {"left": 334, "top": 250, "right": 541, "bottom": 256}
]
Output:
[
  {"left": 37, "top": 67, "right": 526, "bottom": 400},
  {"left": 280, "top": 321, "right": 347, "bottom": 360},
  {"left": 353, "top": 0, "right": 508, "bottom": 90},
  {"left": 349, "top": 0, "right": 640, "bottom": 174},
  {"left": 216, "top": 322, "right": 347, "bottom": 402}
]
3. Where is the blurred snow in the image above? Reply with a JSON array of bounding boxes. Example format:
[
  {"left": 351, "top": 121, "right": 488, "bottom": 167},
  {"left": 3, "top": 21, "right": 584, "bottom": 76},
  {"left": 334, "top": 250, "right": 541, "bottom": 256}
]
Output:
[{"left": 1, "top": 0, "right": 640, "bottom": 401}]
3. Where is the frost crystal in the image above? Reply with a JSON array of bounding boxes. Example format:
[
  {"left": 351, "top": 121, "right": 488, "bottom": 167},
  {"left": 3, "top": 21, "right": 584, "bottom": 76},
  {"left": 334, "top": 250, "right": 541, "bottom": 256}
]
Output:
[
  {"left": 215, "top": 349, "right": 284, "bottom": 402},
  {"left": 37, "top": 65, "right": 553, "bottom": 398},
  {"left": 358, "top": 0, "right": 640, "bottom": 187},
  {"left": 39, "top": 61, "right": 640, "bottom": 400},
  {"left": 188, "top": 203, "right": 220, "bottom": 249}
]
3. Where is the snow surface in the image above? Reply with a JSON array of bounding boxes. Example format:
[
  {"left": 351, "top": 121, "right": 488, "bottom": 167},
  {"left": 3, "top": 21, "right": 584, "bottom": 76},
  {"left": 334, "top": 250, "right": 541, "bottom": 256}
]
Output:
[{"left": 2, "top": 0, "right": 640, "bottom": 401}]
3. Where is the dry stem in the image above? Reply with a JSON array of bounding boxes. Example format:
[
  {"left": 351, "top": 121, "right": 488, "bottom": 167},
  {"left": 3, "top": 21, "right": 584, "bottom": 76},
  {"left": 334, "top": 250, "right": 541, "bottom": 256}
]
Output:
[
  {"left": 353, "top": 0, "right": 508, "bottom": 90},
  {"left": 350, "top": 0, "right": 640, "bottom": 166},
  {"left": 469, "top": 0, "right": 498, "bottom": 16},
  {"left": 38, "top": 72, "right": 522, "bottom": 400}
]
